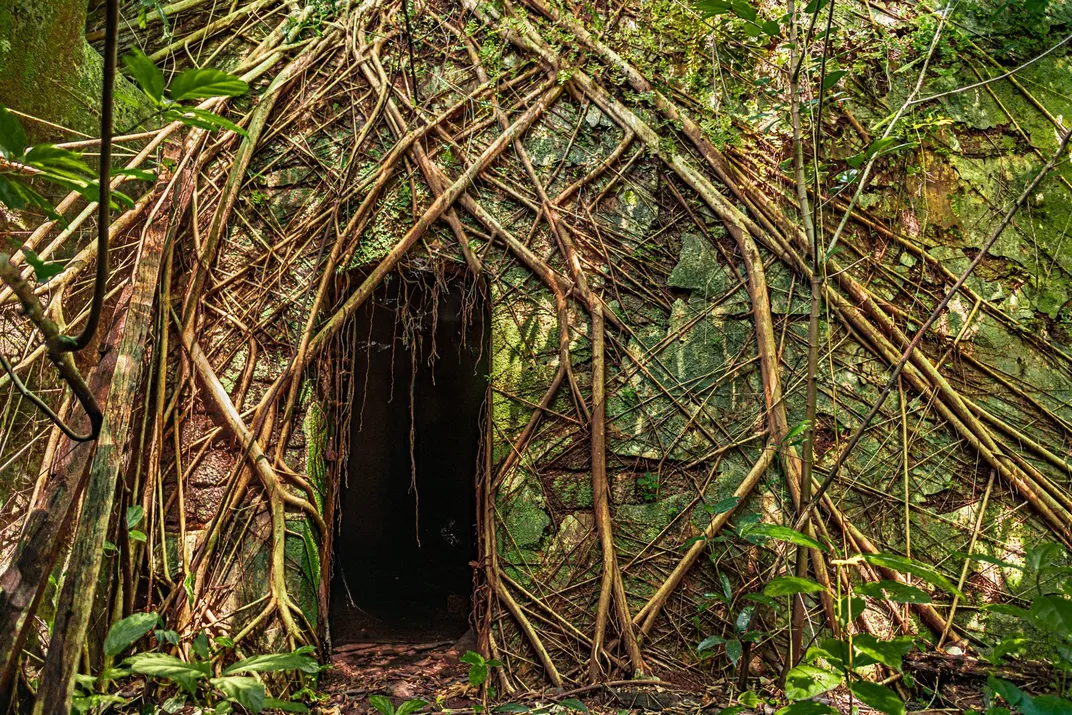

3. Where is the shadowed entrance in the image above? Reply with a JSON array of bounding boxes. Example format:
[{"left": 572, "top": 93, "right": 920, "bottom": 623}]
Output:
[{"left": 330, "top": 273, "right": 486, "bottom": 645}]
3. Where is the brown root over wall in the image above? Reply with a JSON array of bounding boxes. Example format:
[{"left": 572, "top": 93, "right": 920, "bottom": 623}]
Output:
[{"left": 2, "top": 0, "right": 1072, "bottom": 705}]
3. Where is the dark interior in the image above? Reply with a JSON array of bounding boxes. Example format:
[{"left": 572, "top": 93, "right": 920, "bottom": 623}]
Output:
[{"left": 330, "top": 272, "right": 486, "bottom": 645}]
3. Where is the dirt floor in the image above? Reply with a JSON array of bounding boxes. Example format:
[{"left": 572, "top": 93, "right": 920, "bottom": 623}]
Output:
[{"left": 312, "top": 635, "right": 719, "bottom": 715}]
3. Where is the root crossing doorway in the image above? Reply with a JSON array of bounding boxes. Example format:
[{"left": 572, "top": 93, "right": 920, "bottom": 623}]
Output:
[{"left": 330, "top": 272, "right": 487, "bottom": 646}]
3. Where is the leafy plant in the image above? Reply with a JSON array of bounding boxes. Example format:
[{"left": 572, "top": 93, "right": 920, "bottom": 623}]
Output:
[
  {"left": 0, "top": 105, "right": 134, "bottom": 225},
  {"left": 72, "top": 611, "right": 318, "bottom": 713},
  {"left": 461, "top": 650, "right": 503, "bottom": 688},
  {"left": 960, "top": 542, "right": 1072, "bottom": 711},
  {"left": 123, "top": 49, "right": 249, "bottom": 135},
  {"left": 637, "top": 471, "right": 661, "bottom": 502},
  {"left": 369, "top": 695, "right": 428, "bottom": 715}
]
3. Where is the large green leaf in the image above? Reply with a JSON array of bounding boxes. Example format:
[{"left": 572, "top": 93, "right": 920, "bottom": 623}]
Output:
[
  {"left": 697, "top": 635, "right": 725, "bottom": 652},
  {"left": 821, "top": 71, "right": 847, "bottom": 92},
  {"left": 123, "top": 49, "right": 165, "bottom": 101},
  {"left": 104, "top": 612, "right": 159, "bottom": 657},
  {"left": 784, "top": 664, "right": 841, "bottom": 700},
  {"left": 162, "top": 107, "right": 248, "bottom": 136},
  {"left": 693, "top": 0, "right": 732, "bottom": 16},
  {"left": 211, "top": 676, "right": 265, "bottom": 713},
  {"left": 1031, "top": 596, "right": 1072, "bottom": 641},
  {"left": 741, "top": 523, "right": 828, "bottom": 552},
  {"left": 223, "top": 650, "right": 319, "bottom": 675},
  {"left": 125, "top": 653, "right": 210, "bottom": 693},
  {"left": 369, "top": 695, "right": 395, "bottom": 715},
  {"left": 850, "top": 681, "right": 904, "bottom": 715},
  {"left": 851, "top": 634, "right": 915, "bottom": 671},
  {"left": 21, "top": 248, "right": 63, "bottom": 283},
  {"left": 861, "top": 554, "right": 963, "bottom": 597},
  {"left": 765, "top": 576, "right": 827, "bottom": 597},
  {"left": 169, "top": 68, "right": 248, "bottom": 101},
  {"left": 836, "top": 594, "right": 867, "bottom": 625},
  {"left": 395, "top": 700, "right": 428, "bottom": 715},
  {"left": 126, "top": 505, "right": 144, "bottom": 529},
  {"left": 725, "top": 638, "right": 742, "bottom": 666},
  {"left": 24, "top": 145, "right": 93, "bottom": 175},
  {"left": 1022, "top": 695, "right": 1072, "bottom": 715},
  {"left": 0, "top": 104, "right": 27, "bottom": 158},
  {"left": 0, "top": 175, "right": 59, "bottom": 220}
]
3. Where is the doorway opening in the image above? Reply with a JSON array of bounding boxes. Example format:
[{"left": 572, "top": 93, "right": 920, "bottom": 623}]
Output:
[{"left": 330, "top": 271, "right": 487, "bottom": 645}]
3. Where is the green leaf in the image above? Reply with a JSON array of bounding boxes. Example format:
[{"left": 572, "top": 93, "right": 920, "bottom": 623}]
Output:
[
  {"left": 989, "top": 676, "right": 1028, "bottom": 708},
  {"left": 396, "top": 699, "right": 428, "bottom": 715},
  {"left": 803, "top": 0, "right": 831, "bottom": 12},
  {"left": 223, "top": 650, "right": 319, "bottom": 675},
  {"left": 263, "top": 699, "right": 309, "bottom": 713},
  {"left": 740, "top": 523, "right": 828, "bottom": 552},
  {"left": 0, "top": 175, "right": 60, "bottom": 220},
  {"left": 783, "top": 419, "right": 811, "bottom": 445},
  {"left": 468, "top": 662, "right": 488, "bottom": 687},
  {"left": 369, "top": 695, "right": 396, "bottom": 715},
  {"left": 989, "top": 638, "right": 1029, "bottom": 663},
  {"left": 169, "top": 68, "right": 248, "bottom": 101},
  {"left": 460, "top": 651, "right": 485, "bottom": 666},
  {"left": 1026, "top": 543, "right": 1063, "bottom": 574},
  {"left": 215, "top": 636, "right": 235, "bottom": 648},
  {"left": 694, "top": 0, "right": 732, "bottom": 16},
  {"left": 821, "top": 70, "right": 848, "bottom": 92},
  {"left": 113, "top": 168, "right": 157, "bottom": 182},
  {"left": 123, "top": 49, "right": 165, "bottom": 101},
  {"left": 192, "top": 631, "right": 210, "bottom": 660},
  {"left": 861, "top": 553, "right": 963, "bottom": 597},
  {"left": 128, "top": 529, "right": 147, "bottom": 543},
  {"left": 1022, "top": 695, "right": 1072, "bottom": 715},
  {"left": 731, "top": 0, "right": 757, "bottom": 21},
  {"left": 725, "top": 638, "right": 743, "bottom": 666},
  {"left": 706, "top": 496, "right": 741, "bottom": 515},
  {"left": 126, "top": 505, "right": 144, "bottom": 529},
  {"left": 852, "top": 634, "right": 915, "bottom": 671},
  {"left": 855, "top": 580, "right": 932, "bottom": 604},
  {"left": 210, "top": 676, "right": 265, "bottom": 713},
  {"left": 850, "top": 681, "right": 904, "bottom": 715},
  {"left": 493, "top": 705, "right": 531, "bottom": 713},
  {"left": 785, "top": 664, "right": 842, "bottom": 700},
  {"left": 741, "top": 22, "right": 765, "bottom": 37},
  {"left": 21, "top": 247, "right": 63, "bottom": 283},
  {"left": 765, "top": 576, "right": 827, "bottom": 597},
  {"left": 104, "top": 612, "right": 159, "bottom": 656},
  {"left": 559, "top": 699, "right": 589, "bottom": 713},
  {"left": 1030, "top": 596, "right": 1072, "bottom": 640},
  {"left": 776, "top": 703, "right": 837, "bottom": 715},
  {"left": 698, "top": 635, "right": 725, "bottom": 652},
  {"left": 761, "top": 20, "right": 781, "bottom": 36},
  {"left": 805, "top": 639, "right": 849, "bottom": 671},
  {"left": 163, "top": 107, "right": 248, "bottom": 136},
  {"left": 24, "top": 144, "right": 93, "bottom": 175},
  {"left": 125, "top": 653, "right": 210, "bottom": 693},
  {"left": 155, "top": 629, "right": 180, "bottom": 645},
  {"left": 836, "top": 595, "right": 867, "bottom": 624},
  {"left": 739, "top": 692, "right": 761, "bottom": 708},
  {"left": 0, "top": 104, "right": 28, "bottom": 158}
]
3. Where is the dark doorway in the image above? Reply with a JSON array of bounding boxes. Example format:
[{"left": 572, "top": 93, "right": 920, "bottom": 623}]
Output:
[{"left": 330, "top": 272, "right": 486, "bottom": 645}]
